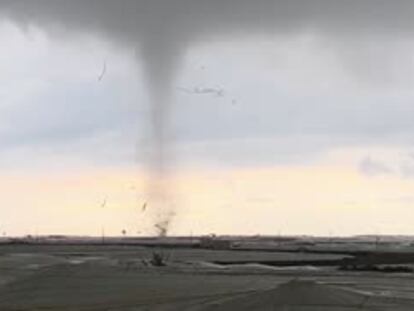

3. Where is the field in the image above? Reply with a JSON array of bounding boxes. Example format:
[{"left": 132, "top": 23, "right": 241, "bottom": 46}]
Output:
[{"left": 1, "top": 237, "right": 414, "bottom": 310}]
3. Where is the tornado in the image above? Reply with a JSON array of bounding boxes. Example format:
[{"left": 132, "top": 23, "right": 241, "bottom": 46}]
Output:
[{"left": 139, "top": 31, "right": 183, "bottom": 236}]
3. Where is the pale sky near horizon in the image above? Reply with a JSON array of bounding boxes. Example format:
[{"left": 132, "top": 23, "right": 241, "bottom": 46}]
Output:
[{"left": 1, "top": 1, "right": 414, "bottom": 236}]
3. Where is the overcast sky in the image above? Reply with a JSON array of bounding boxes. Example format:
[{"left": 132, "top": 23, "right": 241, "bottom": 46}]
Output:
[{"left": 1, "top": 1, "right": 414, "bottom": 236}]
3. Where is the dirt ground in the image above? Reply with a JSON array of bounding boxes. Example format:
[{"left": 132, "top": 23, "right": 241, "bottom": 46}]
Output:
[{"left": 1, "top": 245, "right": 414, "bottom": 310}]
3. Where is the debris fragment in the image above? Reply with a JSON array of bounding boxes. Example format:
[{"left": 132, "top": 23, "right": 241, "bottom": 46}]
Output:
[
  {"left": 177, "top": 86, "right": 224, "bottom": 97},
  {"left": 98, "top": 60, "right": 107, "bottom": 81},
  {"left": 154, "top": 223, "right": 168, "bottom": 237}
]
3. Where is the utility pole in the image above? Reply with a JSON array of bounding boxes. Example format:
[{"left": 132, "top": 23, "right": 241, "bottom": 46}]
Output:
[{"left": 101, "top": 226, "right": 105, "bottom": 244}]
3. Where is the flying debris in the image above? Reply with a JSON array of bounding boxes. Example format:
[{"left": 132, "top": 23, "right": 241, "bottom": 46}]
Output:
[
  {"left": 100, "top": 198, "right": 107, "bottom": 208},
  {"left": 154, "top": 223, "right": 168, "bottom": 237},
  {"left": 142, "top": 202, "right": 147, "bottom": 212},
  {"left": 97, "top": 60, "right": 107, "bottom": 81},
  {"left": 177, "top": 86, "right": 224, "bottom": 97}
]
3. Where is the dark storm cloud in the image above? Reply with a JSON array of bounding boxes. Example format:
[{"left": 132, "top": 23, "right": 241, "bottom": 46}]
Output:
[
  {"left": 1, "top": 1, "right": 414, "bottom": 89},
  {"left": 2, "top": 0, "right": 414, "bottom": 145},
  {"left": 1, "top": 0, "right": 414, "bottom": 41},
  {"left": 1, "top": 0, "right": 414, "bottom": 159}
]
